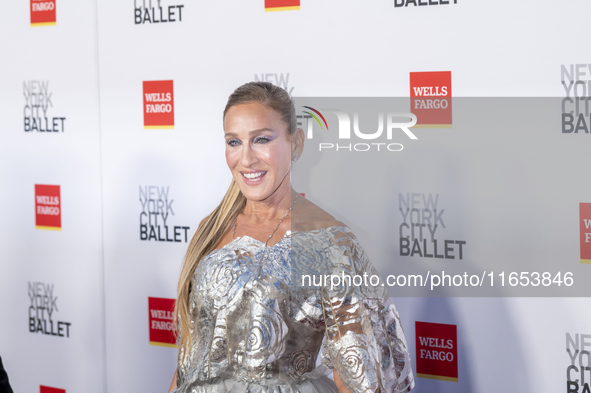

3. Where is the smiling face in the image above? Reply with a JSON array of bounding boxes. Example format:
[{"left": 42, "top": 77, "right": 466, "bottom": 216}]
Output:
[{"left": 224, "top": 102, "right": 293, "bottom": 202}]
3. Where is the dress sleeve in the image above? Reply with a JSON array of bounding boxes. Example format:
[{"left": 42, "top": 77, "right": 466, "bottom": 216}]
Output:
[{"left": 320, "top": 227, "right": 414, "bottom": 393}]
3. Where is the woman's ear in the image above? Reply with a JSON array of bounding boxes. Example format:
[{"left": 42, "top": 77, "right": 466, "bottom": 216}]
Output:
[{"left": 292, "top": 127, "right": 305, "bottom": 161}]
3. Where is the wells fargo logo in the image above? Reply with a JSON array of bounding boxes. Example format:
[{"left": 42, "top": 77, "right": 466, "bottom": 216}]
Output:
[
  {"left": 580, "top": 203, "right": 591, "bottom": 264},
  {"left": 35, "top": 185, "right": 61, "bottom": 231},
  {"left": 415, "top": 321, "right": 458, "bottom": 382},
  {"left": 143, "top": 80, "right": 174, "bottom": 129},
  {"left": 410, "top": 71, "right": 452, "bottom": 128},
  {"left": 265, "top": 0, "right": 300, "bottom": 12},
  {"left": 148, "top": 297, "right": 176, "bottom": 347},
  {"left": 31, "top": 0, "right": 56, "bottom": 26}
]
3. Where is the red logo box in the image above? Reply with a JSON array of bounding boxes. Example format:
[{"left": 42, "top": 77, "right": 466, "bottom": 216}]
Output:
[
  {"left": 40, "top": 386, "right": 65, "bottom": 393},
  {"left": 410, "top": 71, "right": 452, "bottom": 128},
  {"left": 31, "top": 0, "right": 56, "bottom": 26},
  {"left": 581, "top": 203, "right": 591, "bottom": 264},
  {"left": 265, "top": 0, "right": 300, "bottom": 12},
  {"left": 143, "top": 80, "right": 174, "bottom": 129},
  {"left": 148, "top": 297, "right": 176, "bottom": 347},
  {"left": 415, "top": 321, "right": 458, "bottom": 382},
  {"left": 35, "top": 184, "right": 61, "bottom": 231}
]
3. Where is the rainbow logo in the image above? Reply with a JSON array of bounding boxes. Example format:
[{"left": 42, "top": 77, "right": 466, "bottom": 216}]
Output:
[
  {"left": 302, "top": 106, "right": 328, "bottom": 130},
  {"left": 265, "top": 0, "right": 300, "bottom": 12}
]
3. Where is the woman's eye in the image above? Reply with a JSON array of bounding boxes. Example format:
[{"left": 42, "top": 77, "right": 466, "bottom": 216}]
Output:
[
  {"left": 227, "top": 139, "right": 240, "bottom": 147},
  {"left": 254, "top": 136, "right": 271, "bottom": 144}
]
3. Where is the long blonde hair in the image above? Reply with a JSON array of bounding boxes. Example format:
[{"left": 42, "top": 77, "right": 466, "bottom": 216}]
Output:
[{"left": 175, "top": 81, "right": 296, "bottom": 359}]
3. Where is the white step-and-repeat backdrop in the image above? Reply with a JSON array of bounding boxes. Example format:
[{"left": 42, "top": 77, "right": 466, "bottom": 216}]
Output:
[{"left": 1, "top": 1, "right": 590, "bottom": 393}]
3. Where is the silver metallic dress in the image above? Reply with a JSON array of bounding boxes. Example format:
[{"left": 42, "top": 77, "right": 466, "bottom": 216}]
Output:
[{"left": 174, "top": 226, "right": 414, "bottom": 393}]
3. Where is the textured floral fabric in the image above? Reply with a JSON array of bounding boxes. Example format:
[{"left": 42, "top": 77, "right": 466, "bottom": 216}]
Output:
[{"left": 174, "top": 226, "right": 414, "bottom": 393}]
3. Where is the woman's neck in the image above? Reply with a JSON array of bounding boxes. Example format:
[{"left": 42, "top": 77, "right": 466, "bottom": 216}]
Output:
[{"left": 242, "top": 187, "right": 295, "bottom": 223}]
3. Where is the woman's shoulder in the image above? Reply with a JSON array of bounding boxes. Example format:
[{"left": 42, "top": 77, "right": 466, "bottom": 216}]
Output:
[
  {"left": 291, "top": 194, "right": 347, "bottom": 232},
  {"left": 291, "top": 195, "right": 362, "bottom": 250}
]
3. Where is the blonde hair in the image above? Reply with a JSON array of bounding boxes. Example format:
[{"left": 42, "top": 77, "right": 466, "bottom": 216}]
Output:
[{"left": 175, "top": 81, "right": 296, "bottom": 359}]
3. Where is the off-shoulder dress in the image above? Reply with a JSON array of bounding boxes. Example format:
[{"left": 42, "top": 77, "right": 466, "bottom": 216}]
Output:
[{"left": 173, "top": 226, "right": 414, "bottom": 393}]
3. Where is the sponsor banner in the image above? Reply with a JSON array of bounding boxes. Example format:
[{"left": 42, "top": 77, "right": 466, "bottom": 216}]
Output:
[
  {"left": 24, "top": 81, "right": 67, "bottom": 133},
  {"left": 134, "top": 0, "right": 184, "bottom": 24},
  {"left": 40, "top": 386, "right": 65, "bottom": 393},
  {"left": 143, "top": 80, "right": 174, "bottom": 129},
  {"left": 581, "top": 203, "right": 591, "bottom": 264},
  {"left": 561, "top": 64, "right": 591, "bottom": 134},
  {"left": 139, "top": 185, "right": 190, "bottom": 243},
  {"left": 29, "top": 282, "right": 72, "bottom": 338},
  {"left": 31, "top": 0, "right": 56, "bottom": 26},
  {"left": 265, "top": 0, "right": 300, "bottom": 12},
  {"left": 148, "top": 297, "right": 176, "bottom": 347},
  {"left": 399, "top": 193, "right": 466, "bottom": 260},
  {"left": 35, "top": 184, "right": 61, "bottom": 231},
  {"left": 415, "top": 321, "right": 458, "bottom": 382},
  {"left": 254, "top": 73, "right": 294, "bottom": 96},
  {"left": 410, "top": 71, "right": 452, "bottom": 128},
  {"left": 566, "top": 332, "right": 591, "bottom": 392}
]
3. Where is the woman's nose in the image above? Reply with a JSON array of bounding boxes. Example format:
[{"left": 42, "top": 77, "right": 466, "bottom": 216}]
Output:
[{"left": 239, "top": 144, "right": 257, "bottom": 167}]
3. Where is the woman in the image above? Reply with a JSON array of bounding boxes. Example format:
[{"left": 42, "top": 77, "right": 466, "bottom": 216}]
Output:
[{"left": 169, "top": 82, "right": 414, "bottom": 393}]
